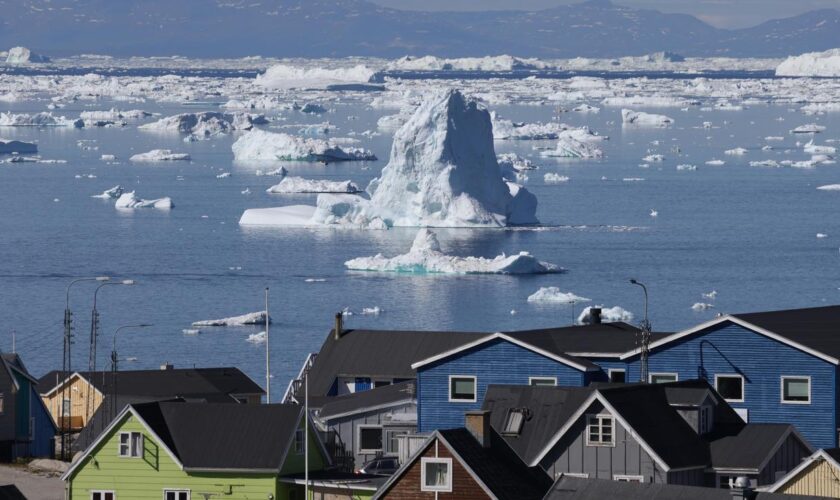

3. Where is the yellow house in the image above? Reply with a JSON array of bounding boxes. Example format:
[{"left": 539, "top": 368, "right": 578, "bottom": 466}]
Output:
[{"left": 767, "top": 448, "right": 840, "bottom": 498}]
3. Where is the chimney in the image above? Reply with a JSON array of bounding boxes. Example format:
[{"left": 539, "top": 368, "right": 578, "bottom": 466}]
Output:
[
  {"left": 465, "top": 410, "right": 491, "bottom": 448},
  {"left": 334, "top": 312, "right": 344, "bottom": 340},
  {"left": 590, "top": 307, "right": 602, "bottom": 325},
  {"left": 160, "top": 363, "right": 174, "bottom": 371},
  {"left": 729, "top": 477, "right": 754, "bottom": 500}
]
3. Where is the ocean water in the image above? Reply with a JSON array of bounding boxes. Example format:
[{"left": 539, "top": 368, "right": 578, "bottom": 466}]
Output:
[{"left": 0, "top": 95, "right": 838, "bottom": 401}]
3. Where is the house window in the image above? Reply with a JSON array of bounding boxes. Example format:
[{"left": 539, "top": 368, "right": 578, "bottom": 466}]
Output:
[
  {"left": 420, "top": 457, "right": 452, "bottom": 492},
  {"left": 715, "top": 374, "right": 744, "bottom": 402},
  {"left": 358, "top": 426, "right": 383, "bottom": 453},
  {"left": 62, "top": 398, "right": 71, "bottom": 415},
  {"left": 91, "top": 492, "right": 115, "bottom": 500},
  {"left": 502, "top": 409, "right": 526, "bottom": 435},
  {"left": 118, "top": 432, "right": 143, "bottom": 458},
  {"left": 529, "top": 377, "right": 557, "bottom": 387},
  {"left": 699, "top": 406, "right": 711, "bottom": 434},
  {"left": 649, "top": 373, "right": 678, "bottom": 384},
  {"left": 164, "top": 491, "right": 190, "bottom": 500},
  {"left": 608, "top": 370, "right": 626, "bottom": 383},
  {"left": 586, "top": 414, "right": 614, "bottom": 446},
  {"left": 781, "top": 377, "right": 810, "bottom": 404},
  {"left": 385, "top": 429, "right": 409, "bottom": 454},
  {"left": 449, "top": 376, "right": 476, "bottom": 402},
  {"left": 614, "top": 475, "right": 644, "bottom": 483},
  {"left": 294, "top": 428, "right": 305, "bottom": 454}
]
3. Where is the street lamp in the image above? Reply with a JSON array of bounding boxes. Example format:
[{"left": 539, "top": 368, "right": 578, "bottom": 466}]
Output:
[
  {"left": 629, "top": 279, "right": 651, "bottom": 383},
  {"left": 111, "top": 323, "right": 151, "bottom": 419},
  {"left": 60, "top": 276, "right": 109, "bottom": 461}
]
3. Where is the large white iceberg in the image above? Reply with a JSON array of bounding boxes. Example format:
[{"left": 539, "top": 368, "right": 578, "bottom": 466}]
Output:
[
  {"left": 255, "top": 64, "right": 376, "bottom": 90},
  {"left": 140, "top": 112, "right": 267, "bottom": 140},
  {"left": 191, "top": 311, "right": 271, "bottom": 327},
  {"left": 386, "top": 55, "right": 546, "bottom": 72},
  {"left": 621, "top": 109, "right": 674, "bottom": 127},
  {"left": 776, "top": 49, "right": 840, "bottom": 77},
  {"left": 232, "top": 130, "right": 376, "bottom": 162},
  {"left": 79, "top": 109, "right": 151, "bottom": 121},
  {"left": 345, "top": 229, "right": 559, "bottom": 274},
  {"left": 114, "top": 191, "right": 173, "bottom": 209},
  {"left": 241, "top": 90, "right": 538, "bottom": 228},
  {"left": 129, "top": 149, "right": 191, "bottom": 162},
  {"left": 527, "top": 287, "right": 590, "bottom": 304},
  {"left": 0, "top": 112, "right": 82, "bottom": 128},
  {"left": 0, "top": 138, "right": 37, "bottom": 154},
  {"left": 540, "top": 131, "right": 604, "bottom": 159},
  {"left": 5, "top": 47, "right": 49, "bottom": 64},
  {"left": 266, "top": 177, "right": 361, "bottom": 194}
]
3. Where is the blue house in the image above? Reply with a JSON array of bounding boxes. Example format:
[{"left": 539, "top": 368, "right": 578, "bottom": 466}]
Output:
[
  {"left": 618, "top": 306, "right": 840, "bottom": 450},
  {"left": 0, "top": 353, "right": 56, "bottom": 460}
]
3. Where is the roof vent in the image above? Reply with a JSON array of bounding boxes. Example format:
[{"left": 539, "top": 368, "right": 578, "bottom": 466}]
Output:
[
  {"left": 334, "top": 312, "right": 344, "bottom": 340},
  {"left": 590, "top": 307, "right": 602, "bottom": 324},
  {"left": 160, "top": 363, "right": 174, "bottom": 371}
]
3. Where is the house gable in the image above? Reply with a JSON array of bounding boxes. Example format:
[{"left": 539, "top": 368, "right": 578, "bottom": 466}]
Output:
[{"left": 769, "top": 449, "right": 840, "bottom": 496}]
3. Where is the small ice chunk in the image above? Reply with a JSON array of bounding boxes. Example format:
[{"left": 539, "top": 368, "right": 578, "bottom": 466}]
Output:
[
  {"left": 92, "top": 185, "right": 124, "bottom": 199},
  {"left": 129, "top": 149, "right": 191, "bottom": 162},
  {"left": 114, "top": 191, "right": 173, "bottom": 209},
  {"left": 577, "top": 306, "right": 633, "bottom": 325},
  {"left": 621, "top": 109, "right": 674, "bottom": 127},
  {"left": 182, "top": 329, "right": 201, "bottom": 335},
  {"left": 266, "top": 177, "right": 361, "bottom": 194},
  {"left": 100, "top": 154, "right": 116, "bottom": 161},
  {"left": 791, "top": 124, "right": 826, "bottom": 134},
  {"left": 361, "top": 307, "right": 383, "bottom": 315},
  {"left": 246, "top": 332, "right": 267, "bottom": 344},
  {"left": 232, "top": 129, "right": 376, "bottom": 162},
  {"left": 544, "top": 173, "right": 570, "bottom": 184},
  {"left": 527, "top": 287, "right": 590, "bottom": 304},
  {"left": 216, "top": 172, "right": 231, "bottom": 179},
  {"left": 817, "top": 233, "right": 828, "bottom": 238},
  {"left": 705, "top": 160, "right": 725, "bottom": 166},
  {"left": 725, "top": 147, "right": 748, "bottom": 155},
  {"left": 192, "top": 311, "right": 271, "bottom": 327},
  {"left": 643, "top": 154, "right": 665, "bottom": 162},
  {"left": 817, "top": 184, "right": 840, "bottom": 191},
  {"left": 702, "top": 290, "right": 718, "bottom": 299},
  {"left": 691, "top": 302, "right": 714, "bottom": 311},
  {"left": 676, "top": 164, "right": 696, "bottom": 171}
]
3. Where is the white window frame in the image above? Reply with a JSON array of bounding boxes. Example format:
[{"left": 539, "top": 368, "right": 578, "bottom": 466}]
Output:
[
  {"left": 714, "top": 374, "right": 745, "bottom": 403},
  {"left": 118, "top": 432, "right": 143, "bottom": 458},
  {"left": 91, "top": 491, "right": 116, "bottom": 500},
  {"left": 163, "top": 490, "right": 190, "bottom": 500},
  {"left": 420, "top": 457, "right": 453, "bottom": 493},
  {"left": 780, "top": 376, "right": 811, "bottom": 405},
  {"left": 357, "top": 425, "right": 384, "bottom": 454},
  {"left": 558, "top": 472, "right": 590, "bottom": 479},
  {"left": 501, "top": 408, "right": 527, "bottom": 435},
  {"left": 614, "top": 474, "right": 644, "bottom": 483},
  {"left": 649, "top": 372, "right": 678, "bottom": 384},
  {"left": 448, "top": 375, "right": 477, "bottom": 403},
  {"left": 528, "top": 376, "right": 557, "bottom": 386},
  {"left": 384, "top": 429, "right": 409, "bottom": 455},
  {"left": 608, "top": 369, "right": 626, "bottom": 383},
  {"left": 585, "top": 414, "right": 615, "bottom": 447}
]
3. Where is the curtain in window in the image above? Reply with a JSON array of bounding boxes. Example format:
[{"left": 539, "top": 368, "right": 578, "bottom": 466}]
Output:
[{"left": 131, "top": 433, "right": 143, "bottom": 457}]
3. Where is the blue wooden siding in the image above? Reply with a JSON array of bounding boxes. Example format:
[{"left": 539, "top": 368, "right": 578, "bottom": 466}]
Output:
[
  {"left": 29, "top": 387, "right": 55, "bottom": 458},
  {"left": 355, "top": 378, "right": 372, "bottom": 392},
  {"left": 583, "top": 358, "right": 628, "bottom": 384},
  {"left": 624, "top": 322, "right": 836, "bottom": 449},
  {"left": 417, "top": 338, "right": 587, "bottom": 432}
]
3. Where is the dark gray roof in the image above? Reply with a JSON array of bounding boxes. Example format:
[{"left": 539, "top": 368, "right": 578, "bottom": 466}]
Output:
[
  {"left": 505, "top": 323, "right": 670, "bottom": 356},
  {"left": 0, "top": 485, "right": 26, "bottom": 500},
  {"left": 544, "top": 476, "right": 830, "bottom": 500},
  {"left": 733, "top": 305, "right": 840, "bottom": 360},
  {"left": 132, "top": 401, "right": 303, "bottom": 470},
  {"left": 439, "top": 428, "right": 553, "bottom": 500},
  {"left": 708, "top": 423, "right": 799, "bottom": 471},
  {"left": 73, "top": 395, "right": 183, "bottom": 453},
  {"left": 39, "top": 367, "right": 264, "bottom": 398},
  {"left": 318, "top": 381, "right": 416, "bottom": 419},
  {"left": 824, "top": 448, "right": 840, "bottom": 463}
]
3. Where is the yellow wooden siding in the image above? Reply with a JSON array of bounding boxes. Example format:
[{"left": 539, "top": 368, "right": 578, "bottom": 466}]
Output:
[
  {"left": 42, "top": 376, "right": 103, "bottom": 430},
  {"left": 778, "top": 459, "right": 840, "bottom": 498}
]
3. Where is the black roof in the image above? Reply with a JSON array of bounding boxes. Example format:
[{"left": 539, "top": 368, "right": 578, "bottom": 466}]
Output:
[
  {"left": 318, "top": 380, "right": 416, "bottom": 419},
  {"left": 708, "top": 423, "right": 798, "bottom": 471},
  {"left": 505, "top": 322, "right": 669, "bottom": 356},
  {"left": 733, "top": 305, "right": 840, "bottom": 360},
  {"left": 0, "top": 485, "right": 25, "bottom": 500},
  {"left": 132, "top": 401, "right": 303, "bottom": 470},
  {"left": 439, "top": 428, "right": 553, "bottom": 500},
  {"left": 73, "top": 395, "right": 183, "bottom": 453},
  {"left": 544, "top": 476, "right": 829, "bottom": 500},
  {"left": 824, "top": 448, "right": 840, "bottom": 463},
  {"left": 38, "top": 367, "right": 264, "bottom": 399}
]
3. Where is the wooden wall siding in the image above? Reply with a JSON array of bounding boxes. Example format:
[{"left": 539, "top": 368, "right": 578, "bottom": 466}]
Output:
[
  {"left": 29, "top": 387, "right": 55, "bottom": 458},
  {"left": 0, "top": 364, "right": 18, "bottom": 442},
  {"left": 756, "top": 432, "right": 811, "bottom": 486},
  {"left": 625, "top": 322, "right": 837, "bottom": 449},
  {"left": 417, "top": 338, "right": 586, "bottom": 432},
  {"left": 327, "top": 402, "right": 416, "bottom": 468},
  {"left": 541, "top": 401, "right": 674, "bottom": 485},
  {"left": 42, "top": 376, "right": 103, "bottom": 430},
  {"left": 379, "top": 438, "right": 490, "bottom": 499},
  {"left": 778, "top": 459, "right": 840, "bottom": 498},
  {"left": 667, "top": 468, "right": 706, "bottom": 486},
  {"left": 584, "top": 358, "right": 628, "bottom": 384}
]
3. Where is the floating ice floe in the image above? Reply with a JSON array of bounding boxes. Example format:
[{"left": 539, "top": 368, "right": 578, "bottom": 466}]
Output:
[
  {"left": 544, "top": 173, "right": 570, "bottom": 184},
  {"left": 92, "top": 185, "right": 124, "bottom": 199},
  {"left": 216, "top": 172, "right": 231, "bottom": 179},
  {"left": 5, "top": 47, "right": 49, "bottom": 64},
  {"left": 676, "top": 164, "right": 696, "bottom": 171},
  {"left": 79, "top": 109, "right": 151, "bottom": 121},
  {"left": 572, "top": 104, "right": 600, "bottom": 113},
  {"left": 540, "top": 131, "right": 604, "bottom": 159},
  {"left": 100, "top": 154, "right": 116, "bottom": 161},
  {"left": 692, "top": 302, "right": 714, "bottom": 311},
  {"left": 0, "top": 112, "right": 82, "bottom": 128},
  {"left": 643, "top": 154, "right": 665, "bottom": 162},
  {"left": 191, "top": 311, "right": 271, "bottom": 327},
  {"left": 255, "top": 63, "right": 377, "bottom": 90},
  {"left": 497, "top": 153, "right": 536, "bottom": 183},
  {"left": 114, "top": 191, "right": 173, "bottom": 209},
  {"left": 129, "top": 149, "right": 191, "bottom": 162},
  {"left": 804, "top": 140, "right": 836, "bottom": 155},
  {"left": 791, "top": 124, "right": 826, "bottom": 134},
  {"left": 776, "top": 49, "right": 840, "bottom": 78},
  {"left": 621, "top": 109, "right": 674, "bottom": 127},
  {"left": 817, "top": 184, "right": 840, "bottom": 191},
  {"left": 385, "top": 54, "right": 546, "bottom": 72},
  {"left": 345, "top": 229, "right": 559, "bottom": 274},
  {"left": 702, "top": 290, "right": 717, "bottom": 299},
  {"left": 725, "top": 147, "right": 748, "bottom": 155},
  {"left": 604, "top": 96, "right": 696, "bottom": 107},
  {"left": 492, "top": 115, "right": 565, "bottom": 140},
  {"left": 267, "top": 177, "right": 361, "bottom": 194},
  {"left": 750, "top": 160, "right": 779, "bottom": 167},
  {"left": 140, "top": 112, "right": 267, "bottom": 140},
  {"left": 527, "top": 287, "right": 590, "bottom": 304},
  {"left": 801, "top": 103, "right": 840, "bottom": 114},
  {"left": 705, "top": 160, "right": 725, "bottom": 166},
  {"left": 232, "top": 129, "right": 376, "bottom": 162},
  {"left": 0, "top": 138, "right": 37, "bottom": 154},
  {"left": 577, "top": 306, "right": 634, "bottom": 325},
  {"left": 246, "top": 332, "right": 267, "bottom": 344},
  {"left": 240, "top": 90, "right": 538, "bottom": 228},
  {"left": 817, "top": 233, "right": 829, "bottom": 238},
  {"left": 360, "top": 307, "right": 383, "bottom": 315}
]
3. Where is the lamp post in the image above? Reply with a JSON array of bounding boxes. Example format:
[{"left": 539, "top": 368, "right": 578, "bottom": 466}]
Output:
[
  {"left": 85, "top": 279, "right": 135, "bottom": 424},
  {"left": 265, "top": 287, "right": 270, "bottom": 404},
  {"left": 60, "top": 276, "right": 109, "bottom": 460},
  {"left": 111, "top": 324, "right": 151, "bottom": 419},
  {"left": 629, "top": 279, "right": 651, "bottom": 383}
]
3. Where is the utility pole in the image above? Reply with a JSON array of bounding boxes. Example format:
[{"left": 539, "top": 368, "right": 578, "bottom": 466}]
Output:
[
  {"left": 305, "top": 369, "right": 309, "bottom": 499},
  {"left": 630, "top": 279, "right": 651, "bottom": 383},
  {"left": 265, "top": 287, "right": 270, "bottom": 404}
]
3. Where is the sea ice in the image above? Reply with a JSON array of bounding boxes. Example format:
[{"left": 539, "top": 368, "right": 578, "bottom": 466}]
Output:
[
  {"left": 92, "top": 185, "right": 124, "bottom": 199},
  {"left": 527, "top": 287, "right": 590, "bottom": 304},
  {"left": 0, "top": 112, "right": 82, "bottom": 128},
  {"left": 344, "top": 229, "right": 560, "bottom": 274},
  {"left": 191, "top": 311, "right": 271, "bottom": 327},
  {"left": 79, "top": 109, "right": 151, "bottom": 121},
  {"left": 246, "top": 332, "right": 267, "bottom": 344},
  {"left": 540, "top": 131, "right": 604, "bottom": 159},
  {"left": 266, "top": 177, "right": 361, "bottom": 194},
  {"left": 776, "top": 49, "right": 840, "bottom": 77},
  {"left": 255, "top": 64, "right": 376, "bottom": 90},
  {"left": 5, "top": 47, "right": 49, "bottom": 64},
  {"left": 129, "top": 149, "right": 191, "bottom": 162},
  {"left": 0, "top": 138, "right": 37, "bottom": 154},
  {"left": 817, "top": 184, "right": 840, "bottom": 191},
  {"left": 692, "top": 302, "right": 714, "bottom": 311},
  {"left": 544, "top": 173, "right": 570, "bottom": 184},
  {"left": 232, "top": 130, "right": 376, "bottom": 162},
  {"left": 804, "top": 140, "right": 836, "bottom": 155},
  {"left": 577, "top": 306, "right": 634, "bottom": 325},
  {"left": 791, "top": 124, "right": 826, "bottom": 134},
  {"left": 725, "top": 147, "right": 748, "bottom": 155},
  {"left": 621, "top": 109, "right": 674, "bottom": 127},
  {"left": 140, "top": 112, "right": 267, "bottom": 140},
  {"left": 705, "top": 160, "right": 725, "bottom": 166},
  {"left": 114, "top": 191, "right": 174, "bottom": 209}
]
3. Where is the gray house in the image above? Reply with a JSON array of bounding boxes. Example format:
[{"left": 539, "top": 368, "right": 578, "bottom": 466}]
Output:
[{"left": 482, "top": 381, "right": 812, "bottom": 488}]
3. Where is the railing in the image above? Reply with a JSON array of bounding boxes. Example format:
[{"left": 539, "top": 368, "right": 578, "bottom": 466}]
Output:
[
  {"left": 321, "top": 428, "right": 355, "bottom": 472},
  {"left": 282, "top": 352, "right": 318, "bottom": 404}
]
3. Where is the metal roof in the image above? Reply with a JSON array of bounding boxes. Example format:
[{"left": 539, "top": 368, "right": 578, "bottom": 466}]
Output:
[{"left": 318, "top": 380, "right": 416, "bottom": 419}]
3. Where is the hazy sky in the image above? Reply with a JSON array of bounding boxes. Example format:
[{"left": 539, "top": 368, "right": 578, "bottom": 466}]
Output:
[{"left": 370, "top": 0, "right": 840, "bottom": 29}]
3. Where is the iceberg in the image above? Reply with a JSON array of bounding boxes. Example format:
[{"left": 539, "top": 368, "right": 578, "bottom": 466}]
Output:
[
  {"left": 621, "top": 109, "right": 674, "bottom": 127},
  {"left": 692, "top": 302, "right": 714, "bottom": 311},
  {"left": 725, "top": 147, "right": 748, "bottom": 155},
  {"left": 246, "top": 332, "right": 267, "bottom": 344},
  {"left": 577, "top": 306, "right": 634, "bottom": 325},
  {"left": 776, "top": 49, "right": 840, "bottom": 78},
  {"left": 79, "top": 109, "right": 151, "bottom": 121},
  {"left": 92, "top": 185, "right": 124, "bottom": 199},
  {"left": 385, "top": 55, "right": 546, "bottom": 72},
  {"left": 0, "top": 112, "right": 82, "bottom": 128},
  {"left": 255, "top": 64, "right": 376, "bottom": 90},
  {"left": 114, "top": 191, "right": 173, "bottom": 209},
  {"left": 232, "top": 130, "right": 376, "bottom": 163},
  {"left": 804, "top": 140, "right": 836, "bottom": 155},
  {"left": 266, "top": 177, "right": 361, "bottom": 194},
  {"left": 192, "top": 311, "right": 271, "bottom": 327},
  {"left": 544, "top": 173, "right": 570, "bottom": 184},
  {"left": 492, "top": 114, "right": 566, "bottom": 140},
  {"left": 344, "top": 229, "right": 560, "bottom": 274},
  {"left": 817, "top": 184, "right": 840, "bottom": 191},
  {"left": 791, "top": 124, "right": 826, "bottom": 134},
  {"left": 0, "top": 138, "right": 37, "bottom": 154},
  {"left": 140, "top": 112, "right": 267, "bottom": 140},
  {"left": 540, "top": 131, "right": 604, "bottom": 159},
  {"left": 527, "top": 287, "right": 590, "bottom": 304},
  {"left": 129, "top": 149, "right": 191, "bottom": 162},
  {"left": 5, "top": 47, "right": 49, "bottom": 64}
]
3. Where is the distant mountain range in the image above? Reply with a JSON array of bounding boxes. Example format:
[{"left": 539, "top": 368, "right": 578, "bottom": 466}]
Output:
[{"left": 0, "top": 0, "right": 837, "bottom": 59}]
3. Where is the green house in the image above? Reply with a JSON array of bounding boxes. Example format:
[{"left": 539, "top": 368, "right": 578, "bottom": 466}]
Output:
[{"left": 62, "top": 401, "right": 330, "bottom": 500}]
